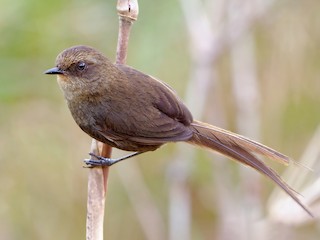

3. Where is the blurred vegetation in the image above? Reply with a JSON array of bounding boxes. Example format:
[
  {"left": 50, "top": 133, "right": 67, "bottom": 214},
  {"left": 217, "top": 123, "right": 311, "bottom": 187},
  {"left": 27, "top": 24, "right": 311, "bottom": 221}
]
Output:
[{"left": 0, "top": 0, "right": 320, "bottom": 239}]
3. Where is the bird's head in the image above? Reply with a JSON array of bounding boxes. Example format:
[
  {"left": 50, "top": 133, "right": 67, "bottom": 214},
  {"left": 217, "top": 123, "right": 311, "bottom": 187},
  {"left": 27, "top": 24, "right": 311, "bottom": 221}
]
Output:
[{"left": 45, "top": 45, "right": 117, "bottom": 99}]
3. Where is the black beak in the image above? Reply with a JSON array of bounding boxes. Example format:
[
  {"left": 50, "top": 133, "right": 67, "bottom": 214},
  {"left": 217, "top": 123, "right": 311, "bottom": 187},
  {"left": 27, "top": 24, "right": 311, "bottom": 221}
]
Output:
[{"left": 44, "top": 67, "right": 64, "bottom": 75}]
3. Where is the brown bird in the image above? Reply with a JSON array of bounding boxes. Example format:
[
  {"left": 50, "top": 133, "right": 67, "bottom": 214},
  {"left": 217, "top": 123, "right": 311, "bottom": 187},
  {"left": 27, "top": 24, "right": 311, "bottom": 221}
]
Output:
[{"left": 45, "top": 45, "right": 312, "bottom": 216}]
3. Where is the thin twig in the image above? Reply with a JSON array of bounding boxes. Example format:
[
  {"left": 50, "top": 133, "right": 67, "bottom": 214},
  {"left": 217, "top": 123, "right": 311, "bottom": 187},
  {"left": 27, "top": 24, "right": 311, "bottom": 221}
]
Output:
[
  {"left": 116, "top": 0, "right": 138, "bottom": 64},
  {"left": 86, "top": 141, "right": 109, "bottom": 240},
  {"left": 115, "top": 1, "right": 166, "bottom": 238},
  {"left": 86, "top": 1, "right": 138, "bottom": 239},
  {"left": 115, "top": 0, "right": 138, "bottom": 65}
]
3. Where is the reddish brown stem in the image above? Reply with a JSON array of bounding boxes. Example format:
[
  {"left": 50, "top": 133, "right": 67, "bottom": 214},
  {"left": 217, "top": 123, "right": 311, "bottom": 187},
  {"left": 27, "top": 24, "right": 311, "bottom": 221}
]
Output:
[
  {"left": 116, "top": 0, "right": 138, "bottom": 64},
  {"left": 116, "top": 18, "right": 133, "bottom": 64},
  {"left": 86, "top": 1, "right": 138, "bottom": 240}
]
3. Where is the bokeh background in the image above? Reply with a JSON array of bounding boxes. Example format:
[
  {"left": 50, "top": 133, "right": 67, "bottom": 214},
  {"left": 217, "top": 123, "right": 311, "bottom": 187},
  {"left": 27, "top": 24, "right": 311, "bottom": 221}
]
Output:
[{"left": 1, "top": 0, "right": 320, "bottom": 239}]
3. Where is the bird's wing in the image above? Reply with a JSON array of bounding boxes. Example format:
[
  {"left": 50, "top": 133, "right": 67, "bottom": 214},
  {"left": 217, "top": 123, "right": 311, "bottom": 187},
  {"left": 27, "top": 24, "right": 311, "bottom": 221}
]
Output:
[{"left": 97, "top": 64, "right": 194, "bottom": 145}]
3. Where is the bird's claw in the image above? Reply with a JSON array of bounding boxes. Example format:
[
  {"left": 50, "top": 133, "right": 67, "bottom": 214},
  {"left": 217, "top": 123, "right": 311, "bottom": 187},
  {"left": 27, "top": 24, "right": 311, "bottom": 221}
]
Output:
[{"left": 84, "top": 152, "right": 114, "bottom": 167}]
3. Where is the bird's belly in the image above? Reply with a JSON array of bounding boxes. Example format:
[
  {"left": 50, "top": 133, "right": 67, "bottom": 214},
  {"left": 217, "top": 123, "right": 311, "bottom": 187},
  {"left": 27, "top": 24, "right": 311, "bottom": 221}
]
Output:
[{"left": 79, "top": 122, "right": 162, "bottom": 152}]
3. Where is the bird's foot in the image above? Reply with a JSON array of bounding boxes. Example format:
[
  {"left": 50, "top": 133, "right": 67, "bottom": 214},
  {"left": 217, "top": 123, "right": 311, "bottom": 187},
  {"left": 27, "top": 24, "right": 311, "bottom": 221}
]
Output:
[
  {"left": 84, "top": 152, "right": 115, "bottom": 167},
  {"left": 84, "top": 151, "right": 142, "bottom": 167}
]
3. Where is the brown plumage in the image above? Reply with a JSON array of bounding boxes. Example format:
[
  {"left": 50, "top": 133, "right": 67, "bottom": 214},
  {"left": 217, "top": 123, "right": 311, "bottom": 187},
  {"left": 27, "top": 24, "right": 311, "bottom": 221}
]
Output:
[{"left": 45, "top": 45, "right": 312, "bottom": 216}]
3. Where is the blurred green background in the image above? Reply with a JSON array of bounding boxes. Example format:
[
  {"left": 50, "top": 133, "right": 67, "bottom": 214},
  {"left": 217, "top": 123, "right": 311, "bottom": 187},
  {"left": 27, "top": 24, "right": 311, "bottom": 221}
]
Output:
[{"left": 1, "top": 0, "right": 320, "bottom": 239}]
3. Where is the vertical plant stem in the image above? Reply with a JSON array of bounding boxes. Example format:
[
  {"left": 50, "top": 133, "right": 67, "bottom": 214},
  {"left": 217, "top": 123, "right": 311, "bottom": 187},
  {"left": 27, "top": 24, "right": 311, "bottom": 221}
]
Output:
[
  {"left": 86, "top": 1, "right": 138, "bottom": 239},
  {"left": 86, "top": 140, "right": 109, "bottom": 240},
  {"left": 116, "top": 2, "right": 166, "bottom": 239},
  {"left": 116, "top": 18, "right": 133, "bottom": 64},
  {"left": 116, "top": 0, "right": 139, "bottom": 64}
]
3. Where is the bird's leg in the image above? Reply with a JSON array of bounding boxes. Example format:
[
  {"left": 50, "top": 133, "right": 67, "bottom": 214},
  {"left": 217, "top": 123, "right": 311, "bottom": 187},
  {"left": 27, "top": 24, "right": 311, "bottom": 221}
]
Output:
[{"left": 84, "top": 152, "right": 142, "bottom": 167}]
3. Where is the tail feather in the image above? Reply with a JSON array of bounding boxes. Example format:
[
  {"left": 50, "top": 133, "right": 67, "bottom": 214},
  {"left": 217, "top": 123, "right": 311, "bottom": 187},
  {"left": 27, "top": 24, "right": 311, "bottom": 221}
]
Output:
[
  {"left": 191, "top": 120, "right": 290, "bottom": 165},
  {"left": 188, "top": 120, "right": 313, "bottom": 217}
]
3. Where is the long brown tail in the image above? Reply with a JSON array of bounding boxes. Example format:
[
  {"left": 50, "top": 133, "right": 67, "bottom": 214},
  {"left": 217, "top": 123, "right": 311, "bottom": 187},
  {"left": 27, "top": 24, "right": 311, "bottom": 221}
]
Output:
[{"left": 188, "top": 120, "right": 312, "bottom": 217}]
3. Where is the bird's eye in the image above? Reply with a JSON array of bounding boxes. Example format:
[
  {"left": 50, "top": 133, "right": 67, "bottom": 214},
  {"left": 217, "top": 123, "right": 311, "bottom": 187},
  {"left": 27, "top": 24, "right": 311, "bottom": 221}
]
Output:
[{"left": 76, "top": 62, "right": 86, "bottom": 71}]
